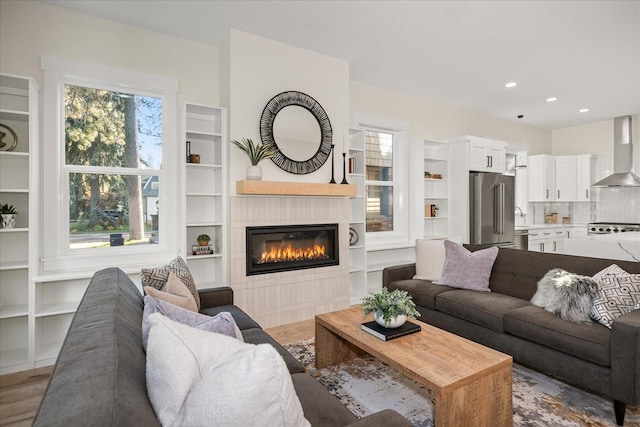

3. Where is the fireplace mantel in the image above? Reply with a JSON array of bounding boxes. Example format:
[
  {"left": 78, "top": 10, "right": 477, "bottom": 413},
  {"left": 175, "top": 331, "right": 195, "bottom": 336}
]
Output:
[{"left": 236, "top": 180, "right": 357, "bottom": 197}]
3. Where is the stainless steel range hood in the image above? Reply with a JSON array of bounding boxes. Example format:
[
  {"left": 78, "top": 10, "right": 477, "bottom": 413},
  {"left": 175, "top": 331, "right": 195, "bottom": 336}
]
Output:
[{"left": 592, "top": 115, "right": 640, "bottom": 187}]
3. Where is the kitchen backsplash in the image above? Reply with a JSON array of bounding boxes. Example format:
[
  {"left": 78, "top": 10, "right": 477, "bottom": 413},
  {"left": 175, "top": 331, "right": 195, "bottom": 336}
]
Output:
[
  {"left": 593, "top": 186, "right": 640, "bottom": 223},
  {"left": 528, "top": 202, "right": 592, "bottom": 225}
]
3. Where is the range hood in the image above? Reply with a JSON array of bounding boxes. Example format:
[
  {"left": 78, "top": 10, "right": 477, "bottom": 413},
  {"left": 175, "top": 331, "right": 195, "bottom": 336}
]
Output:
[{"left": 592, "top": 115, "right": 640, "bottom": 187}]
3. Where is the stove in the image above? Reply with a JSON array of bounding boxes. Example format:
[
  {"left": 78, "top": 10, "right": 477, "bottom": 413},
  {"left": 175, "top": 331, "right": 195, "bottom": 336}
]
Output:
[{"left": 587, "top": 222, "right": 640, "bottom": 235}]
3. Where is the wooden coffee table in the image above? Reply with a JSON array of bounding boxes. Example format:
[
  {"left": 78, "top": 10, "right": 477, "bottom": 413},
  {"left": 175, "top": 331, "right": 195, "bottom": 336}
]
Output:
[{"left": 315, "top": 307, "right": 512, "bottom": 427}]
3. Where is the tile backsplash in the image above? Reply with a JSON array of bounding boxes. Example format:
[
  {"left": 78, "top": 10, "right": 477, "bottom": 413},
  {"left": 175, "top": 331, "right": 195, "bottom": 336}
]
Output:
[{"left": 593, "top": 186, "right": 640, "bottom": 223}]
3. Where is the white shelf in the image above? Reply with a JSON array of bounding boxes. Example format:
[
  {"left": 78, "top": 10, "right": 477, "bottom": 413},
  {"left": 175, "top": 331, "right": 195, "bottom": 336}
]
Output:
[
  {"left": 36, "top": 342, "right": 63, "bottom": 363},
  {"left": 424, "top": 216, "right": 448, "bottom": 220},
  {"left": 186, "top": 253, "right": 222, "bottom": 260},
  {"left": 186, "top": 222, "right": 222, "bottom": 227},
  {"left": 35, "top": 301, "right": 81, "bottom": 317},
  {"left": 0, "top": 227, "right": 28, "bottom": 233},
  {"left": 0, "top": 188, "right": 29, "bottom": 193},
  {"left": 0, "top": 261, "right": 28, "bottom": 270},
  {"left": 0, "top": 109, "right": 29, "bottom": 122},
  {"left": 367, "top": 260, "right": 415, "bottom": 273},
  {"left": 186, "top": 162, "right": 222, "bottom": 169},
  {"left": 0, "top": 348, "right": 28, "bottom": 370},
  {"left": 186, "top": 192, "right": 222, "bottom": 197},
  {"left": 0, "top": 304, "right": 28, "bottom": 319},
  {"left": 0, "top": 151, "right": 29, "bottom": 158}
]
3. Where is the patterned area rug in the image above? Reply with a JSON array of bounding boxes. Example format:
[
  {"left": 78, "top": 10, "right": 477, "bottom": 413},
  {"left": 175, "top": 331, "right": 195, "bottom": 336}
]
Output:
[{"left": 284, "top": 339, "right": 640, "bottom": 427}]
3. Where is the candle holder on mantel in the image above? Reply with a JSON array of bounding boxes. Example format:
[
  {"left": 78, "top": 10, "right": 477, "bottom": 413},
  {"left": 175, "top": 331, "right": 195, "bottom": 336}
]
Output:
[
  {"left": 341, "top": 153, "right": 349, "bottom": 184},
  {"left": 329, "top": 144, "right": 337, "bottom": 184}
]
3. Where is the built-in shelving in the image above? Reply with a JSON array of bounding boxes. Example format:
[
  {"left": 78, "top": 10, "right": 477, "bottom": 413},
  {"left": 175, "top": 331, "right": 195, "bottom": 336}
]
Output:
[
  {"left": 347, "top": 128, "right": 367, "bottom": 304},
  {"left": 181, "top": 103, "right": 227, "bottom": 289},
  {"left": 0, "top": 74, "right": 38, "bottom": 374}
]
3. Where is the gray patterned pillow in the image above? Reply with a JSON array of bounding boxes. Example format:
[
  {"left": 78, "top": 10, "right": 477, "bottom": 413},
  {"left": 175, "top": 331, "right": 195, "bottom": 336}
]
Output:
[
  {"left": 142, "top": 256, "right": 200, "bottom": 310},
  {"left": 142, "top": 296, "right": 243, "bottom": 350},
  {"left": 590, "top": 264, "right": 640, "bottom": 329},
  {"left": 531, "top": 268, "right": 598, "bottom": 323},
  {"left": 433, "top": 240, "right": 498, "bottom": 291}
]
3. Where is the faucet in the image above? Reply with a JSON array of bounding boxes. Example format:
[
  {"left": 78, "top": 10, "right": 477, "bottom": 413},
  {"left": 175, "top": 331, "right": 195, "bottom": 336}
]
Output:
[{"left": 515, "top": 206, "right": 524, "bottom": 218}]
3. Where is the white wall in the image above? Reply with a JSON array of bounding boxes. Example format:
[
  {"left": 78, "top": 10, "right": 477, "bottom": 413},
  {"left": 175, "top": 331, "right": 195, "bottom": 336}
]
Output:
[
  {"left": 0, "top": 1, "right": 218, "bottom": 107},
  {"left": 223, "top": 30, "right": 349, "bottom": 191},
  {"left": 349, "top": 81, "right": 552, "bottom": 153}
]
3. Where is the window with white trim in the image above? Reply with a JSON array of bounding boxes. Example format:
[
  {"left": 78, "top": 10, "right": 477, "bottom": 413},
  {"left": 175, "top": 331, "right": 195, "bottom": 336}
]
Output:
[{"left": 41, "top": 56, "right": 178, "bottom": 272}]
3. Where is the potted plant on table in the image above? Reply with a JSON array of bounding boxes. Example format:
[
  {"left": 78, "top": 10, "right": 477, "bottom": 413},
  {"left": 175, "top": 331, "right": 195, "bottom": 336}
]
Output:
[
  {"left": 230, "top": 137, "right": 278, "bottom": 181},
  {"left": 362, "top": 287, "right": 421, "bottom": 329},
  {"left": 0, "top": 204, "right": 17, "bottom": 229},
  {"left": 197, "top": 234, "right": 211, "bottom": 246}
]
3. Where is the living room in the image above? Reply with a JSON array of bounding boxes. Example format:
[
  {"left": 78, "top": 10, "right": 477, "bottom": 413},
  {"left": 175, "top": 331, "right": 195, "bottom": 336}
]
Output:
[{"left": 1, "top": 1, "right": 639, "bottom": 426}]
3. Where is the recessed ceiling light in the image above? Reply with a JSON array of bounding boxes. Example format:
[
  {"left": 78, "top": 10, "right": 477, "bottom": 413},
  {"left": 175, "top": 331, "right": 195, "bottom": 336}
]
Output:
[
  {"left": 546, "top": 97, "right": 558, "bottom": 102},
  {"left": 579, "top": 108, "right": 590, "bottom": 113},
  {"left": 505, "top": 82, "right": 517, "bottom": 88}
]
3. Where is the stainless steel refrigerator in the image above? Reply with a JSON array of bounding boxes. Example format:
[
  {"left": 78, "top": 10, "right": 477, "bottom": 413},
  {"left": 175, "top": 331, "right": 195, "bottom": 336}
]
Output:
[{"left": 469, "top": 172, "right": 515, "bottom": 246}]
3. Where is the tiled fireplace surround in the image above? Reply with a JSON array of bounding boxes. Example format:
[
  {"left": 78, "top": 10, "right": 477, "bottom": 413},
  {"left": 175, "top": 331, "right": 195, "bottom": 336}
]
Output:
[{"left": 230, "top": 196, "right": 351, "bottom": 328}]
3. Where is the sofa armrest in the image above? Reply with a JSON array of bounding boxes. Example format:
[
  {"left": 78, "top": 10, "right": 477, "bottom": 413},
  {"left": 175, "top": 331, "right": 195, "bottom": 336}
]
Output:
[
  {"left": 611, "top": 309, "right": 640, "bottom": 405},
  {"left": 198, "top": 286, "right": 234, "bottom": 309},
  {"left": 347, "top": 409, "right": 412, "bottom": 426},
  {"left": 382, "top": 263, "right": 416, "bottom": 288}
]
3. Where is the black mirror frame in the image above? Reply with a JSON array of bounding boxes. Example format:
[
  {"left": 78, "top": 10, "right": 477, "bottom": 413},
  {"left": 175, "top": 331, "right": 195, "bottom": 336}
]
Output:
[{"left": 259, "top": 91, "right": 332, "bottom": 175}]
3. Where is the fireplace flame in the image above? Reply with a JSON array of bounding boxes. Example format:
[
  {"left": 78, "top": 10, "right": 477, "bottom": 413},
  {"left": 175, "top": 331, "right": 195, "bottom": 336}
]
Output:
[{"left": 259, "top": 243, "right": 327, "bottom": 264}]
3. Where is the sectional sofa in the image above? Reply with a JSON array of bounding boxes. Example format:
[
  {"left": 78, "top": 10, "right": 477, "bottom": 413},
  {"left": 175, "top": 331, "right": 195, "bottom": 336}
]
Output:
[
  {"left": 383, "top": 246, "right": 640, "bottom": 426},
  {"left": 33, "top": 267, "right": 410, "bottom": 426}
]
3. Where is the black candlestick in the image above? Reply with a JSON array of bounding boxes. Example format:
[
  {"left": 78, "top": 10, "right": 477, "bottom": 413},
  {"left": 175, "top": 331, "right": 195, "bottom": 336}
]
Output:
[
  {"left": 329, "top": 144, "right": 337, "bottom": 184},
  {"left": 341, "top": 153, "right": 349, "bottom": 184}
]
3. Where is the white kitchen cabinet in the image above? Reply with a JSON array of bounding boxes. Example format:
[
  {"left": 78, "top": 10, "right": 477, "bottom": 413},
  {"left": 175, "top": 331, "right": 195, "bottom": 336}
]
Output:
[
  {"left": 528, "top": 155, "right": 556, "bottom": 202},
  {"left": 576, "top": 154, "right": 596, "bottom": 201},
  {"left": 467, "top": 137, "right": 506, "bottom": 173},
  {"left": 554, "top": 156, "right": 577, "bottom": 201},
  {"left": 528, "top": 227, "right": 568, "bottom": 253}
]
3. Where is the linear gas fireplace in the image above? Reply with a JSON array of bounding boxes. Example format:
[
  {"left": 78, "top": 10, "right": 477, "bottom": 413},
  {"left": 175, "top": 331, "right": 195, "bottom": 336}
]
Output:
[{"left": 246, "top": 223, "right": 339, "bottom": 275}]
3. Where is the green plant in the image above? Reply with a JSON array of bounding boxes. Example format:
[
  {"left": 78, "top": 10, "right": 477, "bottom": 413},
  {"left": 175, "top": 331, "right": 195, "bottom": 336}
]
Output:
[
  {"left": 0, "top": 204, "right": 17, "bottom": 214},
  {"left": 231, "top": 138, "right": 278, "bottom": 166},
  {"left": 362, "top": 288, "right": 420, "bottom": 325},
  {"left": 197, "top": 234, "right": 210, "bottom": 243}
]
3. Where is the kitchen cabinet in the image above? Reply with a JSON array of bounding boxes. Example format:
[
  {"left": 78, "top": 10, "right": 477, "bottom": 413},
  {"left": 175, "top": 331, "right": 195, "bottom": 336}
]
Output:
[
  {"left": 468, "top": 138, "right": 506, "bottom": 173},
  {"left": 528, "top": 227, "right": 569, "bottom": 253},
  {"left": 554, "top": 156, "right": 577, "bottom": 201},
  {"left": 576, "top": 154, "right": 595, "bottom": 201},
  {"left": 528, "top": 155, "right": 556, "bottom": 201}
]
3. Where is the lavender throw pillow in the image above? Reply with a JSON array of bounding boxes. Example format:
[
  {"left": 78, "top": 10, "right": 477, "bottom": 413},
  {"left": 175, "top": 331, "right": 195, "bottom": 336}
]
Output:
[
  {"left": 142, "top": 296, "right": 243, "bottom": 350},
  {"left": 433, "top": 240, "right": 498, "bottom": 291}
]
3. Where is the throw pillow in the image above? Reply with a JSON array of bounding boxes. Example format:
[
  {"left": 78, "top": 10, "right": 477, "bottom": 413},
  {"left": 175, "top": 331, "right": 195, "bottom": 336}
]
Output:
[
  {"left": 146, "top": 313, "right": 310, "bottom": 427},
  {"left": 144, "top": 272, "right": 197, "bottom": 312},
  {"left": 142, "top": 295, "right": 243, "bottom": 350},
  {"left": 413, "top": 236, "right": 463, "bottom": 281},
  {"left": 590, "top": 264, "right": 640, "bottom": 328},
  {"left": 531, "top": 268, "right": 599, "bottom": 323},
  {"left": 141, "top": 256, "right": 200, "bottom": 310},
  {"left": 433, "top": 240, "right": 498, "bottom": 291}
]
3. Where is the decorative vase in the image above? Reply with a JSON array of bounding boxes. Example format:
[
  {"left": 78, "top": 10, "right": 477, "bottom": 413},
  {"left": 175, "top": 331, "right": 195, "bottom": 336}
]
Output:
[
  {"left": 374, "top": 313, "right": 406, "bottom": 329},
  {"left": 1, "top": 214, "right": 16, "bottom": 229},
  {"left": 246, "top": 165, "right": 262, "bottom": 181},
  {"left": 198, "top": 240, "right": 210, "bottom": 246}
]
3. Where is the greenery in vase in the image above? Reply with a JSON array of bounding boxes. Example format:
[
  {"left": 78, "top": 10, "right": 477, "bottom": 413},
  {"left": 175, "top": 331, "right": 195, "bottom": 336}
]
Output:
[
  {"left": 197, "top": 234, "right": 210, "bottom": 243},
  {"left": 230, "top": 138, "right": 278, "bottom": 166},
  {"left": 361, "top": 287, "right": 420, "bottom": 325},
  {"left": 0, "top": 204, "right": 17, "bottom": 214}
]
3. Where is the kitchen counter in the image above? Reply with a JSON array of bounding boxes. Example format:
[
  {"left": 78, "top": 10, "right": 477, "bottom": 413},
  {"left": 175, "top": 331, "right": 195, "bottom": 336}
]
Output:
[
  {"left": 562, "top": 233, "right": 640, "bottom": 262},
  {"left": 516, "top": 224, "right": 587, "bottom": 231}
]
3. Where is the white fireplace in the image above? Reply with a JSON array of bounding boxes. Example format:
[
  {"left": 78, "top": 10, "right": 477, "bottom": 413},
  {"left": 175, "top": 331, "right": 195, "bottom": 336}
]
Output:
[{"left": 229, "top": 196, "right": 350, "bottom": 328}]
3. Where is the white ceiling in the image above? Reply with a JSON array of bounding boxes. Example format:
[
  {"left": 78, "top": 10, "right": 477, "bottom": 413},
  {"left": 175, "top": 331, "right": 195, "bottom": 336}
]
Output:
[{"left": 42, "top": 0, "right": 640, "bottom": 130}]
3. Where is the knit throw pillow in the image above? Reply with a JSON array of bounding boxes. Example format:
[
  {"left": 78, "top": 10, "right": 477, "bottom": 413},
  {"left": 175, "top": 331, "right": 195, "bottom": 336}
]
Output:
[
  {"left": 142, "top": 256, "right": 200, "bottom": 310},
  {"left": 531, "top": 268, "right": 599, "bottom": 323},
  {"left": 589, "top": 264, "right": 640, "bottom": 329}
]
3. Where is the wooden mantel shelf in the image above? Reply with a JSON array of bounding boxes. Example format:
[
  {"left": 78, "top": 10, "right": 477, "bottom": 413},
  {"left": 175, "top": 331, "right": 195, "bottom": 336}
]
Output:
[{"left": 236, "top": 180, "right": 357, "bottom": 197}]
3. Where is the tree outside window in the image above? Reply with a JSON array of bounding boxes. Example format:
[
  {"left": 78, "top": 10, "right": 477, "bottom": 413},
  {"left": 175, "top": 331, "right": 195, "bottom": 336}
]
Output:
[
  {"left": 365, "top": 130, "right": 394, "bottom": 232},
  {"left": 65, "top": 84, "right": 162, "bottom": 249}
]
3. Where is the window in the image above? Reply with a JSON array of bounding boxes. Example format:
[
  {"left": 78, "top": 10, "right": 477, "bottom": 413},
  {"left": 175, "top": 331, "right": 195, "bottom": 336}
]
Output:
[
  {"left": 65, "top": 85, "right": 162, "bottom": 249},
  {"left": 42, "top": 55, "right": 178, "bottom": 272},
  {"left": 365, "top": 130, "right": 394, "bottom": 232}
]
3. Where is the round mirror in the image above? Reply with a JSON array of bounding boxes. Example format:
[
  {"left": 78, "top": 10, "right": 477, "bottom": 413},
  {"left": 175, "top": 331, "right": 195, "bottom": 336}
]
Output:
[
  {"left": 272, "top": 106, "right": 321, "bottom": 161},
  {"left": 260, "top": 91, "right": 332, "bottom": 175}
]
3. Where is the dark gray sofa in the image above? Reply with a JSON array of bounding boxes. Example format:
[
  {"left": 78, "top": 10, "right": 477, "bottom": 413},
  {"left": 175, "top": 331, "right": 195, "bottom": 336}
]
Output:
[
  {"left": 33, "top": 267, "right": 410, "bottom": 427},
  {"left": 383, "top": 246, "right": 640, "bottom": 426}
]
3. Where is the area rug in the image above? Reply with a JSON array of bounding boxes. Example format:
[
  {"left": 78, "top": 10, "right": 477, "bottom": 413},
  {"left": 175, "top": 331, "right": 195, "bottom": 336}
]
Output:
[{"left": 284, "top": 339, "right": 640, "bottom": 427}]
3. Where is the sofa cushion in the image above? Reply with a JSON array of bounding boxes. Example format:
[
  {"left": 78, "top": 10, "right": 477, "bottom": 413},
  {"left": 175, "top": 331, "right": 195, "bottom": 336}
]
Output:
[
  {"left": 504, "top": 304, "right": 611, "bottom": 366},
  {"left": 142, "top": 296, "right": 243, "bottom": 349},
  {"left": 144, "top": 272, "right": 198, "bottom": 312},
  {"left": 387, "top": 279, "right": 456, "bottom": 310},
  {"left": 530, "top": 268, "right": 598, "bottom": 323},
  {"left": 146, "top": 313, "right": 310, "bottom": 427},
  {"left": 242, "top": 328, "right": 305, "bottom": 374},
  {"left": 141, "top": 256, "right": 200, "bottom": 310},
  {"left": 434, "top": 240, "right": 498, "bottom": 291},
  {"left": 292, "top": 373, "right": 357, "bottom": 426},
  {"left": 436, "top": 290, "right": 530, "bottom": 332},
  {"left": 200, "top": 304, "right": 262, "bottom": 330}
]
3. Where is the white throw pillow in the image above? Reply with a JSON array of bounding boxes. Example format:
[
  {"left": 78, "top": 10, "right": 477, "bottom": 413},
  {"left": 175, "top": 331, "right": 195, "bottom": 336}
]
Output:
[
  {"left": 146, "top": 313, "right": 309, "bottom": 427},
  {"left": 413, "top": 236, "right": 463, "bottom": 281}
]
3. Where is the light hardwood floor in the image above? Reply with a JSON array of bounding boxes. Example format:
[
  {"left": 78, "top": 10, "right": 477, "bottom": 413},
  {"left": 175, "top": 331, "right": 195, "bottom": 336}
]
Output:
[{"left": 0, "top": 319, "right": 315, "bottom": 427}]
